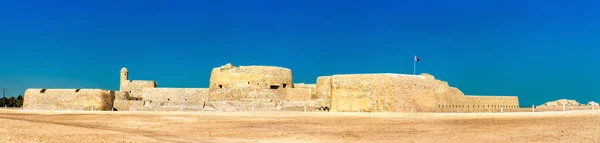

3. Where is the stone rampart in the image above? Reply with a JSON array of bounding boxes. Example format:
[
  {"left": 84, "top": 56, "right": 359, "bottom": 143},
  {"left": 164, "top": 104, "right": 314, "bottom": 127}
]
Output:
[
  {"left": 284, "top": 88, "right": 312, "bottom": 101},
  {"left": 23, "top": 89, "right": 115, "bottom": 111},
  {"left": 329, "top": 74, "right": 415, "bottom": 112},
  {"left": 460, "top": 95, "right": 519, "bottom": 106},
  {"left": 327, "top": 73, "right": 520, "bottom": 112},
  {"left": 315, "top": 76, "right": 332, "bottom": 107},
  {"left": 142, "top": 88, "right": 209, "bottom": 108},
  {"left": 209, "top": 88, "right": 283, "bottom": 101},
  {"left": 114, "top": 91, "right": 130, "bottom": 100},
  {"left": 293, "top": 83, "right": 316, "bottom": 89},
  {"left": 293, "top": 83, "right": 316, "bottom": 98},
  {"left": 120, "top": 80, "right": 157, "bottom": 98},
  {"left": 113, "top": 99, "right": 144, "bottom": 111}
]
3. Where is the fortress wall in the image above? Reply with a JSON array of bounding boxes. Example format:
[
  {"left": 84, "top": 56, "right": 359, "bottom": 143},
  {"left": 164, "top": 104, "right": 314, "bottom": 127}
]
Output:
[
  {"left": 315, "top": 76, "right": 331, "bottom": 99},
  {"left": 315, "top": 76, "right": 332, "bottom": 107},
  {"left": 284, "top": 88, "right": 312, "bottom": 101},
  {"left": 142, "top": 88, "right": 209, "bottom": 108},
  {"left": 435, "top": 95, "right": 519, "bottom": 112},
  {"left": 209, "top": 64, "right": 293, "bottom": 90},
  {"left": 330, "top": 73, "right": 482, "bottom": 112},
  {"left": 23, "top": 89, "right": 115, "bottom": 111},
  {"left": 113, "top": 99, "right": 144, "bottom": 111},
  {"left": 395, "top": 74, "right": 437, "bottom": 112},
  {"left": 460, "top": 95, "right": 519, "bottom": 107},
  {"left": 445, "top": 88, "right": 466, "bottom": 105},
  {"left": 292, "top": 83, "right": 316, "bottom": 98},
  {"left": 432, "top": 80, "right": 520, "bottom": 112},
  {"left": 120, "top": 80, "right": 157, "bottom": 98},
  {"left": 293, "top": 83, "right": 316, "bottom": 89},
  {"left": 207, "top": 88, "right": 284, "bottom": 111},
  {"left": 436, "top": 87, "right": 466, "bottom": 105},
  {"left": 330, "top": 74, "right": 410, "bottom": 112},
  {"left": 208, "top": 88, "right": 283, "bottom": 101},
  {"left": 432, "top": 80, "right": 450, "bottom": 103},
  {"left": 114, "top": 91, "right": 130, "bottom": 100}
]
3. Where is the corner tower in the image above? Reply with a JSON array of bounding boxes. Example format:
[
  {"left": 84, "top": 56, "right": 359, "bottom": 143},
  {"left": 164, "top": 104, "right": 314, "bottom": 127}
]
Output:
[{"left": 120, "top": 67, "right": 128, "bottom": 84}]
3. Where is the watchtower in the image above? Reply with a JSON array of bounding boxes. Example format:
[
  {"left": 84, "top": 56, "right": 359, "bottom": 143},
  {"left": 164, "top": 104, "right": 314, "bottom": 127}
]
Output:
[{"left": 120, "top": 67, "right": 129, "bottom": 84}]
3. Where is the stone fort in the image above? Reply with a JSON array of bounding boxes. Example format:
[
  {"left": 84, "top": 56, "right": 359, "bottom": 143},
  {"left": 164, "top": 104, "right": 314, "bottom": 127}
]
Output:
[{"left": 23, "top": 63, "right": 519, "bottom": 112}]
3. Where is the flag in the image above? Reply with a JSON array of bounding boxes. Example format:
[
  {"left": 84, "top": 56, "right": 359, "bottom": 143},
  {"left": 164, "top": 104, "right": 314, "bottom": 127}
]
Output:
[{"left": 414, "top": 56, "right": 420, "bottom": 61}]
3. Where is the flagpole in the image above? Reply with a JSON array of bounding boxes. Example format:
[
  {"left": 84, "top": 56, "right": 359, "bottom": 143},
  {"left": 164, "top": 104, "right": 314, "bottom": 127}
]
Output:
[{"left": 413, "top": 56, "right": 416, "bottom": 75}]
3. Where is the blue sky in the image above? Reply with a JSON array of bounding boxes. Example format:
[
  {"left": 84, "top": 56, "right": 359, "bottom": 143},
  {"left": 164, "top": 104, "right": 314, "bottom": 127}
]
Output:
[{"left": 0, "top": 0, "right": 598, "bottom": 105}]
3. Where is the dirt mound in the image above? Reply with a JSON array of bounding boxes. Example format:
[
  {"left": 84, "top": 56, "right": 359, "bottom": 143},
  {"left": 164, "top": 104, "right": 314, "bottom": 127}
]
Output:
[{"left": 539, "top": 99, "right": 584, "bottom": 107}]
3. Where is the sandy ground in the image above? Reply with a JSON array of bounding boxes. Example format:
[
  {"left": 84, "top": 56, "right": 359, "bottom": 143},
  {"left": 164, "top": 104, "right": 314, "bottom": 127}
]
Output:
[{"left": 0, "top": 110, "right": 598, "bottom": 143}]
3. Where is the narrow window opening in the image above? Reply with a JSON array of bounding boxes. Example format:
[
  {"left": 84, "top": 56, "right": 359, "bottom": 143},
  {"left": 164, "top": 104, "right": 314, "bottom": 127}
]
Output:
[
  {"left": 282, "top": 84, "right": 287, "bottom": 88},
  {"left": 168, "top": 98, "right": 170, "bottom": 101},
  {"left": 248, "top": 82, "right": 250, "bottom": 84},
  {"left": 218, "top": 85, "right": 223, "bottom": 89},
  {"left": 40, "top": 89, "right": 47, "bottom": 93},
  {"left": 270, "top": 85, "right": 280, "bottom": 89}
]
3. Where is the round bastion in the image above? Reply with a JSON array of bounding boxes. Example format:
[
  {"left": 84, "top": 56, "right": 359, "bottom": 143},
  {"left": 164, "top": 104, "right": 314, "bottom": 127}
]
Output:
[{"left": 209, "top": 63, "right": 293, "bottom": 90}]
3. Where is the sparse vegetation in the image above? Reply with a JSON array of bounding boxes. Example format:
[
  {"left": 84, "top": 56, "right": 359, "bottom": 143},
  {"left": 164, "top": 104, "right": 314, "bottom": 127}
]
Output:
[{"left": 0, "top": 95, "right": 24, "bottom": 107}]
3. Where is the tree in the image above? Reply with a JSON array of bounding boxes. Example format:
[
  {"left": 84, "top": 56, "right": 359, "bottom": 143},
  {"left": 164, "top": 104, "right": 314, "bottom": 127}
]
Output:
[
  {"left": 8, "top": 97, "right": 15, "bottom": 107},
  {"left": 0, "top": 97, "right": 6, "bottom": 107},
  {"left": 16, "top": 95, "right": 23, "bottom": 107}
]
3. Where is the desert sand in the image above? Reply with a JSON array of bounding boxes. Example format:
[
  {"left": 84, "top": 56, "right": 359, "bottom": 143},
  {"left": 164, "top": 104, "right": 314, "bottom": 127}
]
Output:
[{"left": 0, "top": 110, "right": 598, "bottom": 143}]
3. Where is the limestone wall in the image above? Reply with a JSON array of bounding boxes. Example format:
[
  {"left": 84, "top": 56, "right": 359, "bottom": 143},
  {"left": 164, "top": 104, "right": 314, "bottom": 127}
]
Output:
[
  {"left": 284, "top": 88, "right": 312, "bottom": 101},
  {"left": 315, "top": 76, "right": 332, "bottom": 107},
  {"left": 291, "top": 83, "right": 316, "bottom": 99},
  {"left": 209, "top": 63, "right": 292, "bottom": 90},
  {"left": 435, "top": 95, "right": 519, "bottom": 112},
  {"left": 206, "top": 87, "right": 320, "bottom": 111},
  {"left": 23, "top": 89, "right": 115, "bottom": 111},
  {"left": 328, "top": 74, "right": 440, "bottom": 112},
  {"left": 209, "top": 88, "right": 283, "bottom": 101},
  {"left": 293, "top": 83, "right": 316, "bottom": 89},
  {"left": 142, "top": 88, "right": 209, "bottom": 108},
  {"left": 120, "top": 80, "right": 157, "bottom": 98},
  {"left": 113, "top": 99, "right": 144, "bottom": 111},
  {"left": 114, "top": 91, "right": 130, "bottom": 100},
  {"left": 329, "top": 74, "right": 429, "bottom": 112},
  {"left": 460, "top": 95, "right": 519, "bottom": 106},
  {"left": 328, "top": 73, "right": 520, "bottom": 112}
]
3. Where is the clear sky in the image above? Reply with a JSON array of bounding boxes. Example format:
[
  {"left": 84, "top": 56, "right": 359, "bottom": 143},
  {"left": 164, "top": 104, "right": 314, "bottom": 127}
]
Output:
[{"left": 0, "top": 0, "right": 598, "bottom": 105}]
